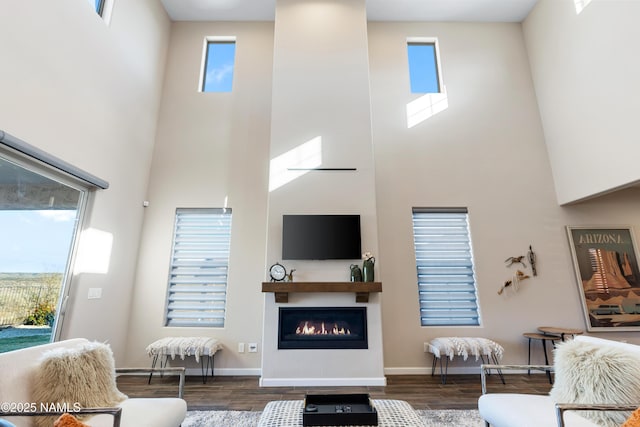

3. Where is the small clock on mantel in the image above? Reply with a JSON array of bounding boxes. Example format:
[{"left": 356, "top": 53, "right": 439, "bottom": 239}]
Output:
[{"left": 269, "top": 262, "right": 287, "bottom": 282}]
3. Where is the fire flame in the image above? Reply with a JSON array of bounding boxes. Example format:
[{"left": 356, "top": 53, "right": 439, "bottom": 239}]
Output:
[{"left": 295, "top": 321, "right": 351, "bottom": 336}]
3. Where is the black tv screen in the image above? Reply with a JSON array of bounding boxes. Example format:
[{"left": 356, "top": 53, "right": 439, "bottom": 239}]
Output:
[{"left": 282, "top": 215, "right": 361, "bottom": 260}]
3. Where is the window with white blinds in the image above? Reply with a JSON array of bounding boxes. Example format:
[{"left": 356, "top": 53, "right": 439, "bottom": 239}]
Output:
[
  {"left": 411, "top": 208, "right": 480, "bottom": 326},
  {"left": 165, "top": 208, "right": 232, "bottom": 327}
]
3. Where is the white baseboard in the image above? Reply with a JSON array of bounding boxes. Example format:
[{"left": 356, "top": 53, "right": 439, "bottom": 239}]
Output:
[
  {"left": 183, "top": 367, "right": 535, "bottom": 377},
  {"left": 259, "top": 377, "right": 388, "bottom": 387},
  {"left": 385, "top": 366, "right": 481, "bottom": 375},
  {"left": 185, "top": 367, "right": 262, "bottom": 377},
  {"left": 384, "top": 367, "right": 430, "bottom": 375},
  {"left": 384, "top": 367, "right": 533, "bottom": 375}
]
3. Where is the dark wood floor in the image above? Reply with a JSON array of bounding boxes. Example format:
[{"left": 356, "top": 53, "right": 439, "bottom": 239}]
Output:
[{"left": 116, "top": 373, "right": 553, "bottom": 411}]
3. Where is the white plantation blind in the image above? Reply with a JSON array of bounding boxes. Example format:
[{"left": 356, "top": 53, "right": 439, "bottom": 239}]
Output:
[
  {"left": 165, "top": 208, "right": 232, "bottom": 327},
  {"left": 412, "top": 208, "right": 480, "bottom": 326}
]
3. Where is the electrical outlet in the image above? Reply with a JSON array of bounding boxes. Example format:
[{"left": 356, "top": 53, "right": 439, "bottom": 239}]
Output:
[
  {"left": 88, "top": 288, "right": 102, "bottom": 299},
  {"left": 248, "top": 343, "right": 258, "bottom": 353},
  {"left": 424, "top": 342, "right": 429, "bottom": 353},
  {"left": 238, "top": 343, "right": 245, "bottom": 353}
]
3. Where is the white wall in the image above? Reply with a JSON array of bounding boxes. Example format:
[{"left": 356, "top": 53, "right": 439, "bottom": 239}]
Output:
[
  {"left": 523, "top": 0, "right": 640, "bottom": 205},
  {"left": 0, "top": 0, "right": 170, "bottom": 363},
  {"left": 367, "top": 21, "right": 640, "bottom": 372},
  {"left": 125, "top": 21, "right": 274, "bottom": 372}
]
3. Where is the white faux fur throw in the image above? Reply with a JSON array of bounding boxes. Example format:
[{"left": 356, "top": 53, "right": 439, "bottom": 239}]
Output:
[
  {"left": 550, "top": 339, "right": 640, "bottom": 427},
  {"left": 428, "top": 337, "right": 504, "bottom": 361},
  {"left": 32, "top": 342, "right": 127, "bottom": 427}
]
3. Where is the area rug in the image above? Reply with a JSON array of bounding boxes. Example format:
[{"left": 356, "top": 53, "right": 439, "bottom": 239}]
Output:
[{"left": 182, "top": 409, "right": 484, "bottom": 426}]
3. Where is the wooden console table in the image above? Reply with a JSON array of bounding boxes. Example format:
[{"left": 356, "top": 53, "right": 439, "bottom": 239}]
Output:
[{"left": 261, "top": 281, "right": 382, "bottom": 303}]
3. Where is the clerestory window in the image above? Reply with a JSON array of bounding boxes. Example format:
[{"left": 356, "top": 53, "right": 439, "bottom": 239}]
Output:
[
  {"left": 86, "top": 0, "right": 113, "bottom": 23},
  {"left": 92, "top": 0, "right": 105, "bottom": 16},
  {"left": 407, "top": 40, "right": 442, "bottom": 94},
  {"left": 200, "top": 39, "right": 236, "bottom": 93}
]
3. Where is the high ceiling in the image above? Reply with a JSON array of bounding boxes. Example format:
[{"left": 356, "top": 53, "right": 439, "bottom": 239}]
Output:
[{"left": 160, "top": 0, "right": 540, "bottom": 22}]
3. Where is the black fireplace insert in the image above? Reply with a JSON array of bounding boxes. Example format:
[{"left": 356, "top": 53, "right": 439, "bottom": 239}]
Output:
[{"left": 278, "top": 307, "right": 368, "bottom": 350}]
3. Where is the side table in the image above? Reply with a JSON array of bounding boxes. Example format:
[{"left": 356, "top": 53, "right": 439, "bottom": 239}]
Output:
[
  {"left": 537, "top": 326, "right": 583, "bottom": 341},
  {"left": 523, "top": 332, "right": 560, "bottom": 383}
]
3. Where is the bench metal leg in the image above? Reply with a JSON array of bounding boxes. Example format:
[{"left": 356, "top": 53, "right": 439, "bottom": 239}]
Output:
[
  {"left": 196, "top": 354, "right": 216, "bottom": 384},
  {"left": 200, "top": 356, "right": 207, "bottom": 383},
  {"left": 148, "top": 354, "right": 169, "bottom": 384},
  {"left": 527, "top": 337, "right": 532, "bottom": 375},
  {"left": 431, "top": 353, "right": 450, "bottom": 384},
  {"left": 439, "top": 356, "right": 449, "bottom": 384},
  {"left": 479, "top": 355, "right": 506, "bottom": 385},
  {"left": 542, "top": 339, "right": 553, "bottom": 384},
  {"left": 431, "top": 354, "right": 437, "bottom": 376},
  {"left": 491, "top": 354, "right": 506, "bottom": 385},
  {"left": 148, "top": 354, "right": 158, "bottom": 384},
  {"left": 200, "top": 354, "right": 215, "bottom": 384}
]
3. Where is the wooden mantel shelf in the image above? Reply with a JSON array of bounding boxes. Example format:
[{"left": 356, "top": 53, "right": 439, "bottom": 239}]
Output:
[{"left": 261, "top": 281, "right": 382, "bottom": 303}]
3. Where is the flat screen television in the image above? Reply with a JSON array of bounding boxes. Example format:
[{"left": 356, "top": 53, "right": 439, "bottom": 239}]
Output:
[{"left": 282, "top": 214, "right": 361, "bottom": 260}]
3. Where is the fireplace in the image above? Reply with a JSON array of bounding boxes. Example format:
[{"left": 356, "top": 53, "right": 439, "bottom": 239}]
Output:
[{"left": 278, "top": 307, "right": 368, "bottom": 350}]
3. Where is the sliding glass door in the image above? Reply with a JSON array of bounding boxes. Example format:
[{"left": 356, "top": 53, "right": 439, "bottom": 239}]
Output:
[{"left": 0, "top": 155, "right": 87, "bottom": 353}]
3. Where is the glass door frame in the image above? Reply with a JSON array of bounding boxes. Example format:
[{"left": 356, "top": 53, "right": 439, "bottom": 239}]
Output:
[{"left": 0, "top": 149, "right": 93, "bottom": 343}]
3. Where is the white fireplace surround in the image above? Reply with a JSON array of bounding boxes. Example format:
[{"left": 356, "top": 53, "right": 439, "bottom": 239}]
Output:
[{"left": 260, "top": 291, "right": 386, "bottom": 387}]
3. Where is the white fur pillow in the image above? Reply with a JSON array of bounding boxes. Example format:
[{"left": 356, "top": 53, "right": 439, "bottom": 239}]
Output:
[
  {"left": 550, "top": 338, "right": 640, "bottom": 426},
  {"left": 32, "top": 342, "right": 127, "bottom": 427}
]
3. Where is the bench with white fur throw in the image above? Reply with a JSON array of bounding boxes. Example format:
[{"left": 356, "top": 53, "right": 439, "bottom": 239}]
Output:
[
  {"left": 478, "top": 335, "right": 640, "bottom": 427},
  {"left": 146, "top": 337, "right": 221, "bottom": 384},
  {"left": 428, "top": 337, "right": 505, "bottom": 384}
]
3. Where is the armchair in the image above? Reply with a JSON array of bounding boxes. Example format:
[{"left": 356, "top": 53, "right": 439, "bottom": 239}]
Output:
[
  {"left": 0, "top": 339, "right": 186, "bottom": 427},
  {"left": 478, "top": 336, "right": 640, "bottom": 427}
]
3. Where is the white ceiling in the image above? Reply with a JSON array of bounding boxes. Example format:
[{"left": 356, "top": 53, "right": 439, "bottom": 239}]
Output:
[{"left": 160, "top": 0, "right": 540, "bottom": 22}]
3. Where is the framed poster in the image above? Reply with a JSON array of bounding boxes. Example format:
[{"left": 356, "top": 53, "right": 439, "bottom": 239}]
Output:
[{"left": 567, "top": 226, "right": 640, "bottom": 331}]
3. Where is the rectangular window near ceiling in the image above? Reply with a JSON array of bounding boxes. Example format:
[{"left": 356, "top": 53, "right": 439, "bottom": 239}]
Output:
[
  {"left": 412, "top": 208, "right": 480, "bottom": 326},
  {"left": 165, "top": 208, "right": 232, "bottom": 327},
  {"left": 574, "top": 0, "right": 593, "bottom": 14},
  {"left": 407, "top": 41, "right": 441, "bottom": 94},
  {"left": 201, "top": 40, "right": 236, "bottom": 93},
  {"left": 88, "top": 0, "right": 105, "bottom": 16}
]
